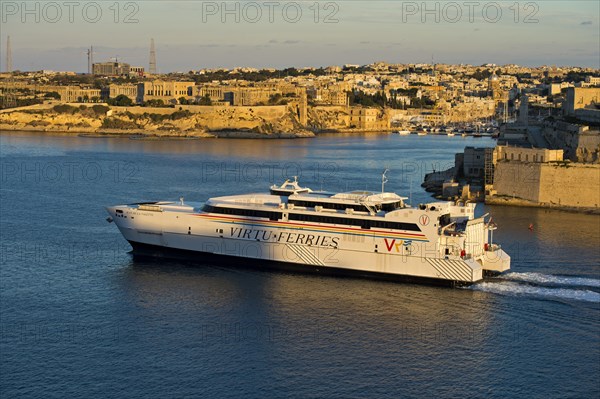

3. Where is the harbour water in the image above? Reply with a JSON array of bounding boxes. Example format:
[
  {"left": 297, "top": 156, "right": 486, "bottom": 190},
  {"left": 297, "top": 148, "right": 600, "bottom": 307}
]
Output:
[{"left": 1, "top": 132, "right": 599, "bottom": 398}]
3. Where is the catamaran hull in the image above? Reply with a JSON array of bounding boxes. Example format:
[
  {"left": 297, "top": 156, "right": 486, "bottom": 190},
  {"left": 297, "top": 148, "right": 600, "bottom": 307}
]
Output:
[
  {"left": 111, "top": 221, "right": 497, "bottom": 286},
  {"left": 127, "top": 240, "right": 474, "bottom": 287}
]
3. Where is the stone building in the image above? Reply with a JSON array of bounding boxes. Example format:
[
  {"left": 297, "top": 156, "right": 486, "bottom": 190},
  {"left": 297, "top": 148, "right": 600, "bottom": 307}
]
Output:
[
  {"left": 194, "top": 84, "right": 308, "bottom": 107},
  {"left": 564, "top": 87, "right": 600, "bottom": 115},
  {"left": 129, "top": 66, "right": 145, "bottom": 77},
  {"left": 348, "top": 107, "right": 388, "bottom": 130},
  {"left": 585, "top": 76, "right": 600, "bottom": 86},
  {"left": 92, "top": 62, "right": 131, "bottom": 76},
  {"left": 137, "top": 81, "right": 195, "bottom": 104},
  {"left": 310, "top": 83, "right": 349, "bottom": 106},
  {"left": 491, "top": 147, "right": 599, "bottom": 209},
  {"left": 102, "top": 84, "right": 138, "bottom": 102},
  {"left": 196, "top": 85, "right": 225, "bottom": 103},
  {"left": 194, "top": 85, "right": 279, "bottom": 106},
  {"left": 462, "top": 147, "right": 494, "bottom": 178},
  {"left": 494, "top": 146, "right": 564, "bottom": 163},
  {"left": 55, "top": 87, "right": 102, "bottom": 102}
]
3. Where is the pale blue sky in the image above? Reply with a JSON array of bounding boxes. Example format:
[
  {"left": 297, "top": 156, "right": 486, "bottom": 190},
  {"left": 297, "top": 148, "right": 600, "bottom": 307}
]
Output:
[{"left": 1, "top": 1, "right": 599, "bottom": 72}]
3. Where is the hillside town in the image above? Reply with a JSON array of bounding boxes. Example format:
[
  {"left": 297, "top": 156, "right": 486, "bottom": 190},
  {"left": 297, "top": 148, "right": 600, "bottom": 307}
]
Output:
[{"left": 0, "top": 61, "right": 598, "bottom": 136}]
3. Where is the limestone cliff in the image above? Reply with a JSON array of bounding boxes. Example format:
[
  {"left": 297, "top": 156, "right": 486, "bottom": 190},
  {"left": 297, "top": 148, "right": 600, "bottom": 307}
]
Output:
[
  {"left": 0, "top": 103, "right": 315, "bottom": 138},
  {"left": 307, "top": 106, "right": 349, "bottom": 131}
]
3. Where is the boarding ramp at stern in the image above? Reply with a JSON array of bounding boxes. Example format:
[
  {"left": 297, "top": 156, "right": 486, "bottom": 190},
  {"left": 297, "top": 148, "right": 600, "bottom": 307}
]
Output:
[{"left": 465, "top": 217, "right": 485, "bottom": 258}]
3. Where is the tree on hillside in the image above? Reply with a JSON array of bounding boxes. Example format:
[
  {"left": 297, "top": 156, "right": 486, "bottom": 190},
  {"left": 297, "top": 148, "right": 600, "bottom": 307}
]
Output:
[
  {"left": 144, "top": 99, "right": 166, "bottom": 107},
  {"left": 197, "top": 94, "right": 212, "bottom": 105},
  {"left": 44, "top": 92, "right": 61, "bottom": 99},
  {"left": 108, "top": 95, "right": 134, "bottom": 107}
]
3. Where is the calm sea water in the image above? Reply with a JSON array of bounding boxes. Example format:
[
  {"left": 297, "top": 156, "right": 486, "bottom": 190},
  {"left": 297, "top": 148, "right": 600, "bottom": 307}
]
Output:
[{"left": 1, "top": 132, "right": 599, "bottom": 398}]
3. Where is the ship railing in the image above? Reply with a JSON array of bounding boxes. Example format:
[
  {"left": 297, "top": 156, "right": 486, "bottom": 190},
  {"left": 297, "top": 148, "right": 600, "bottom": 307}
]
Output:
[
  {"left": 357, "top": 196, "right": 377, "bottom": 215},
  {"left": 485, "top": 243, "right": 501, "bottom": 252}
]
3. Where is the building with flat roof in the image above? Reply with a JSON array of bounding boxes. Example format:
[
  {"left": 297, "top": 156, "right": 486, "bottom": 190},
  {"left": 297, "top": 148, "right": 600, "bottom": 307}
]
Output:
[
  {"left": 55, "top": 87, "right": 102, "bottom": 102},
  {"left": 348, "top": 107, "right": 388, "bottom": 130},
  {"left": 564, "top": 87, "right": 600, "bottom": 115},
  {"left": 494, "top": 146, "right": 564, "bottom": 163},
  {"left": 93, "top": 62, "right": 131, "bottom": 76},
  {"left": 462, "top": 147, "right": 494, "bottom": 179},
  {"left": 585, "top": 76, "right": 600, "bottom": 86},
  {"left": 129, "top": 66, "right": 145, "bottom": 77},
  {"left": 102, "top": 84, "right": 138, "bottom": 102},
  {"left": 137, "top": 80, "right": 194, "bottom": 104}
]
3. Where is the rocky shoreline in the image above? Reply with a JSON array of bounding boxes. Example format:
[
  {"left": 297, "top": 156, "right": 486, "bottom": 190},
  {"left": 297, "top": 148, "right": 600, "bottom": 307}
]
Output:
[
  {"left": 485, "top": 195, "right": 600, "bottom": 215},
  {"left": 0, "top": 103, "right": 316, "bottom": 139},
  {"left": 0, "top": 126, "right": 316, "bottom": 139}
]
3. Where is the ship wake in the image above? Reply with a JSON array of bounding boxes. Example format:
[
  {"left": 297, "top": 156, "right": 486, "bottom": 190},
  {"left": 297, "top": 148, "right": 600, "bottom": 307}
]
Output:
[
  {"left": 469, "top": 272, "right": 600, "bottom": 303},
  {"left": 501, "top": 272, "right": 600, "bottom": 288}
]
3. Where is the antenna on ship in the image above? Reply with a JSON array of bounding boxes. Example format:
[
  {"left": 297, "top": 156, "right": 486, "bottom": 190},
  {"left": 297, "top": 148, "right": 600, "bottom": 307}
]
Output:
[{"left": 381, "top": 169, "right": 389, "bottom": 193}]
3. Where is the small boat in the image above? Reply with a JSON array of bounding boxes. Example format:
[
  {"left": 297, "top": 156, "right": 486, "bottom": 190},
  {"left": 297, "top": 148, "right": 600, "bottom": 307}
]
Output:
[
  {"left": 417, "top": 131, "right": 428, "bottom": 136},
  {"left": 447, "top": 132, "right": 455, "bottom": 137},
  {"left": 396, "top": 130, "right": 411, "bottom": 136}
]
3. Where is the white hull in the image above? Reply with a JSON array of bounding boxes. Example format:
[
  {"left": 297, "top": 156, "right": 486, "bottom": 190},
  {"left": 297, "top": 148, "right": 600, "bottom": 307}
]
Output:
[{"left": 107, "top": 199, "right": 510, "bottom": 285}]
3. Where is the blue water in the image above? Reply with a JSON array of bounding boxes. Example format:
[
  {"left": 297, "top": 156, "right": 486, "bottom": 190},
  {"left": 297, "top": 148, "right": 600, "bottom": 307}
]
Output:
[{"left": 1, "top": 132, "right": 599, "bottom": 398}]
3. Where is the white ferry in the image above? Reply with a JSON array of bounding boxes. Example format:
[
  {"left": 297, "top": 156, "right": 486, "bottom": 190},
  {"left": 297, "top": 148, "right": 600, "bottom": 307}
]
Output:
[{"left": 106, "top": 177, "right": 510, "bottom": 286}]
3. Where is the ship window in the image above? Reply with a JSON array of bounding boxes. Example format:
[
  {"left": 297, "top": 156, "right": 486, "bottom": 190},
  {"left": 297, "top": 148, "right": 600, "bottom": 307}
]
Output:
[
  {"left": 202, "top": 205, "right": 420, "bottom": 231},
  {"left": 381, "top": 201, "right": 402, "bottom": 211},
  {"left": 288, "top": 213, "right": 421, "bottom": 231},
  {"left": 202, "top": 205, "right": 281, "bottom": 221},
  {"left": 439, "top": 214, "right": 451, "bottom": 227},
  {"left": 288, "top": 199, "right": 371, "bottom": 213}
]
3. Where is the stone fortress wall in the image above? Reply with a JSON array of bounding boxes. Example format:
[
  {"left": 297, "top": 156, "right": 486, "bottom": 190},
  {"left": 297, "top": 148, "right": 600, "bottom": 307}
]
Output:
[{"left": 493, "top": 160, "right": 599, "bottom": 208}]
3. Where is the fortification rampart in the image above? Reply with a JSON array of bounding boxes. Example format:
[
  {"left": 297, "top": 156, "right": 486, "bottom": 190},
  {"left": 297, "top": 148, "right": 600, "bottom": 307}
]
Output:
[{"left": 492, "top": 161, "right": 600, "bottom": 208}]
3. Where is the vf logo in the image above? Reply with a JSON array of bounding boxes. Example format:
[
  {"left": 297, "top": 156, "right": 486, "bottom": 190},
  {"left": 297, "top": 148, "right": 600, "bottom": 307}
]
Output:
[{"left": 419, "top": 215, "right": 430, "bottom": 226}]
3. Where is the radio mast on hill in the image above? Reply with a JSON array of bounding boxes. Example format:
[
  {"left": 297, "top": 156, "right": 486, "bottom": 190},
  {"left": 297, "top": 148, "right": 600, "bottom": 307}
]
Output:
[
  {"left": 149, "top": 39, "right": 157, "bottom": 74},
  {"left": 87, "top": 46, "right": 95, "bottom": 74},
  {"left": 6, "top": 36, "right": 13, "bottom": 72}
]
